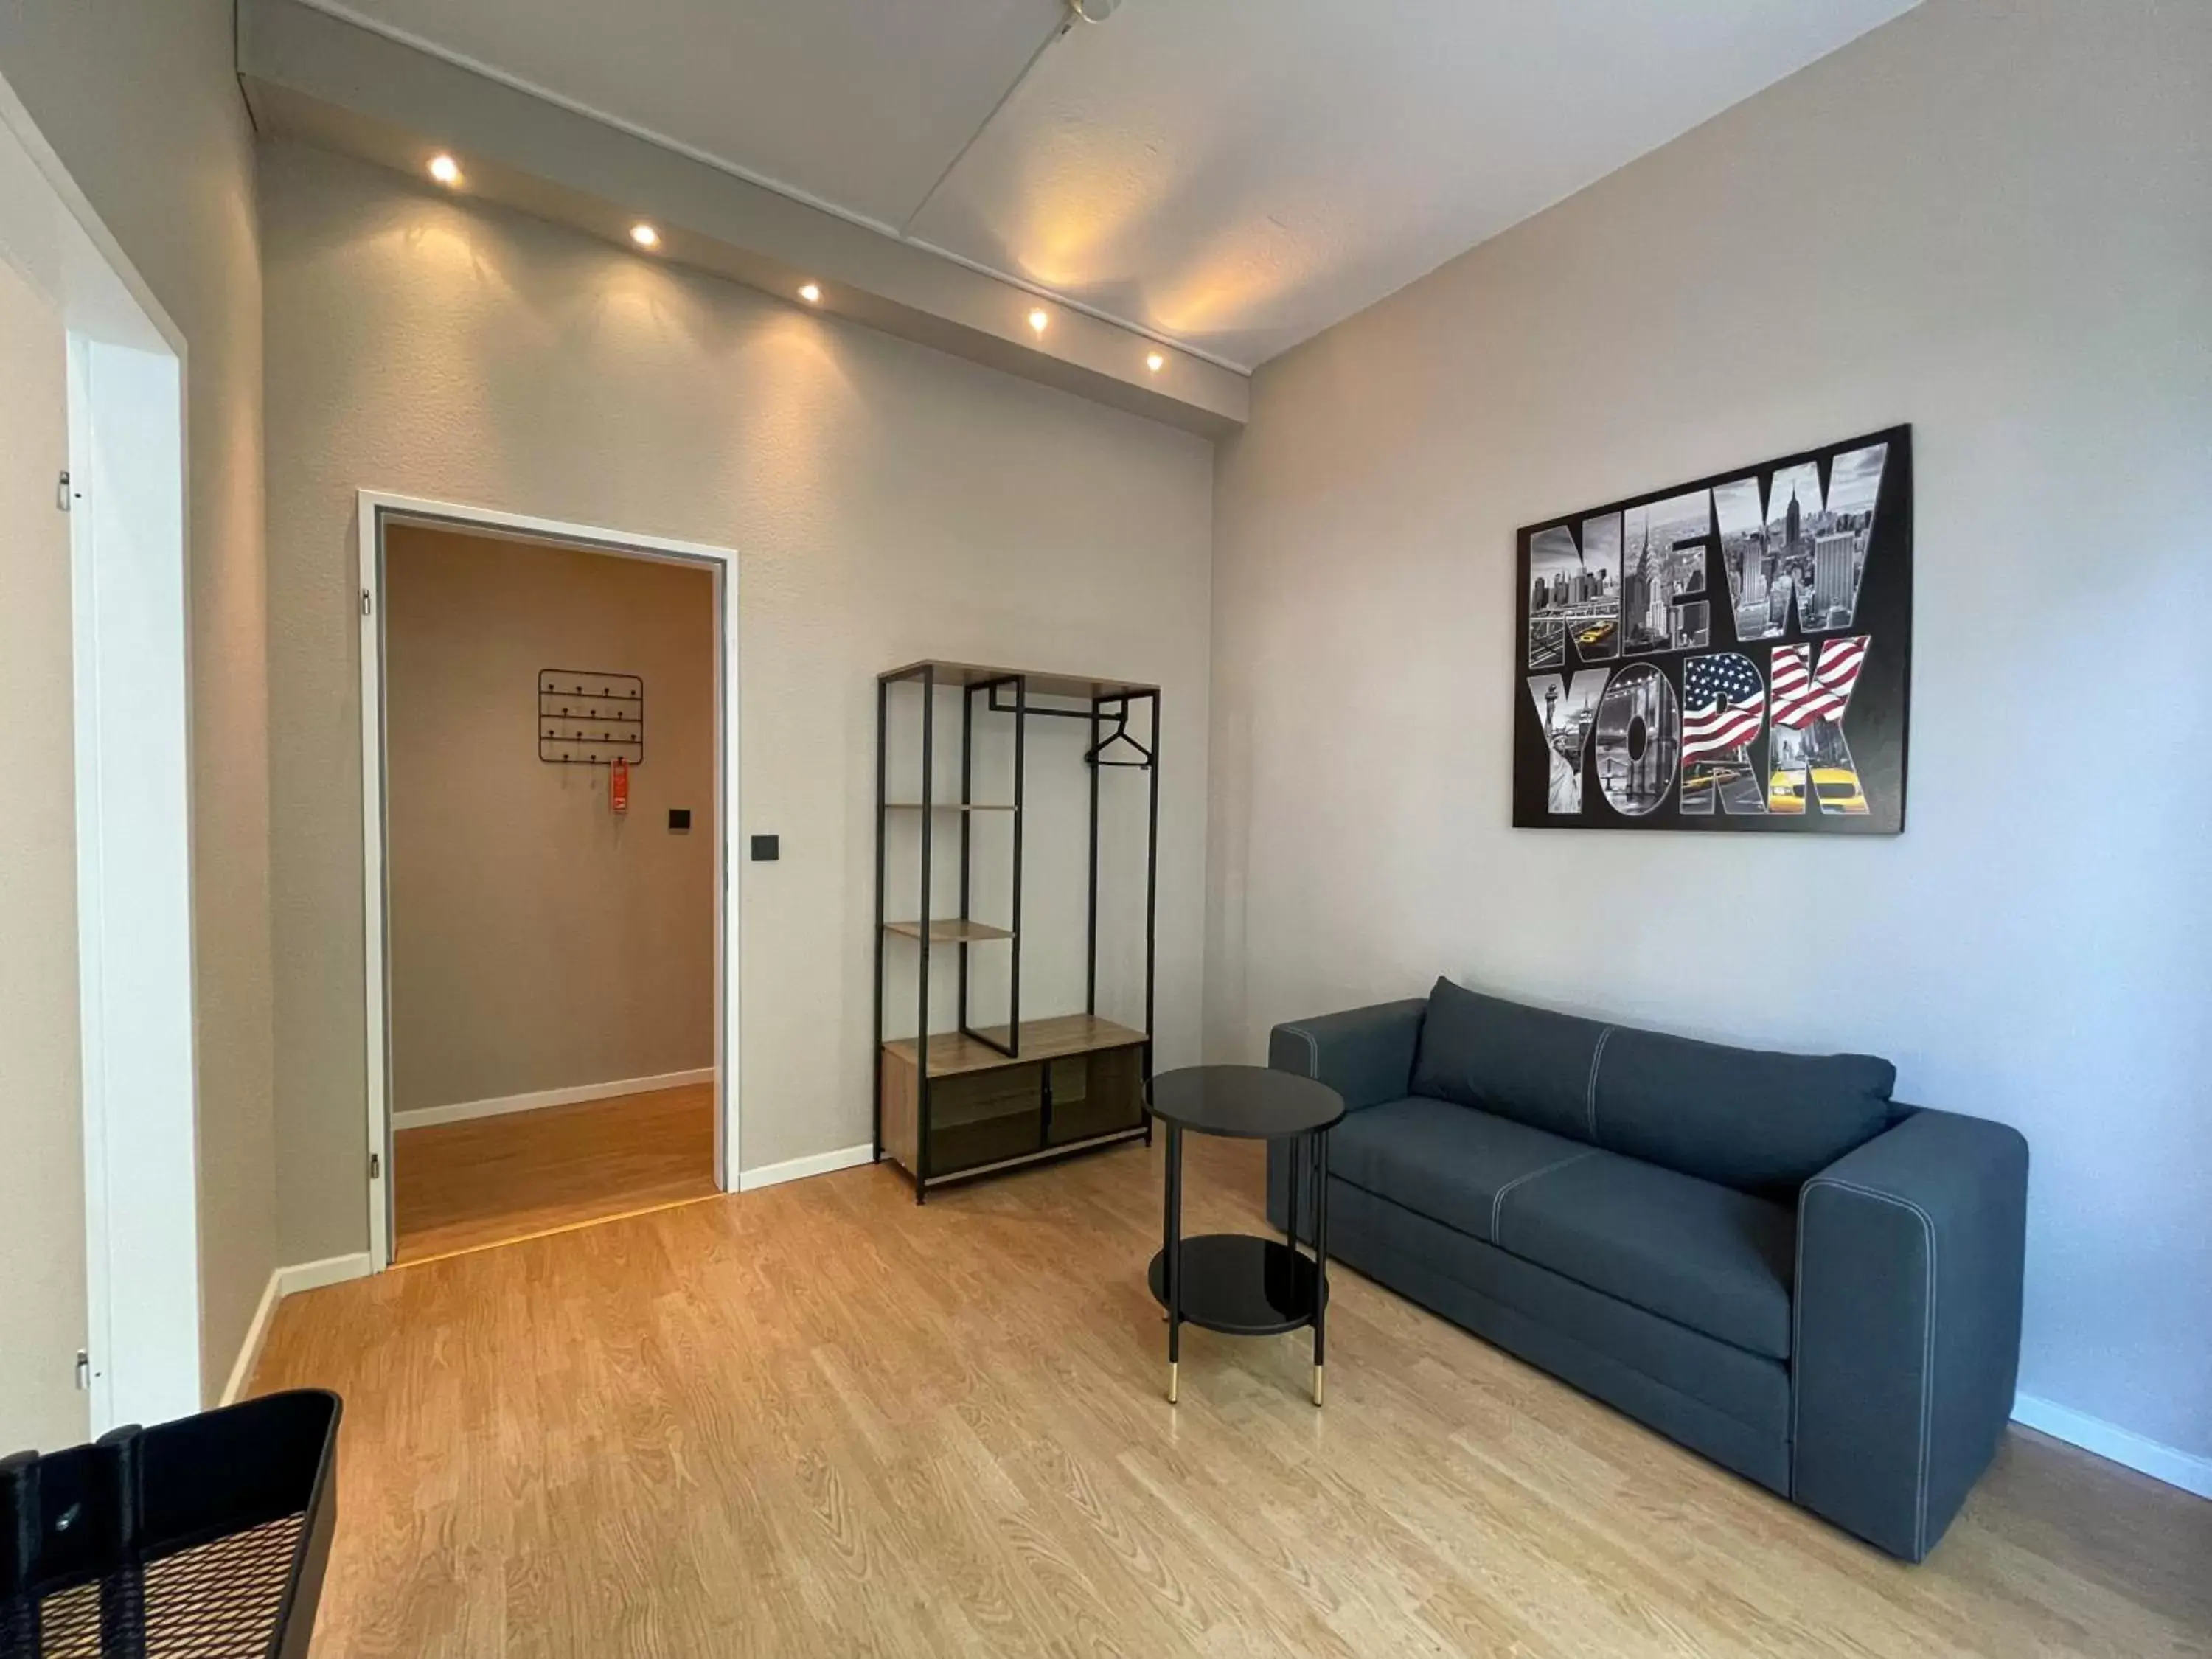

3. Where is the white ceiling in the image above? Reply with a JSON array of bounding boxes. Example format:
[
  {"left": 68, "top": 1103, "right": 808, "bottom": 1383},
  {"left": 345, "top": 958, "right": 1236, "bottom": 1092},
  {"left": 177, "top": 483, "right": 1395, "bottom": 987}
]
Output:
[{"left": 305, "top": 0, "right": 1919, "bottom": 372}]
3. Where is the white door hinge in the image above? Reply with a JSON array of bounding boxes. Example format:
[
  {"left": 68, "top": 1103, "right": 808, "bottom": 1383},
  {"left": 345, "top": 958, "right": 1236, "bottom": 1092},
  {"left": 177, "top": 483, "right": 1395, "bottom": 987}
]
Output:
[
  {"left": 74, "top": 1349, "right": 91, "bottom": 1391},
  {"left": 361, "top": 588, "right": 373, "bottom": 616},
  {"left": 56, "top": 470, "right": 72, "bottom": 512},
  {"left": 369, "top": 1150, "right": 382, "bottom": 1180}
]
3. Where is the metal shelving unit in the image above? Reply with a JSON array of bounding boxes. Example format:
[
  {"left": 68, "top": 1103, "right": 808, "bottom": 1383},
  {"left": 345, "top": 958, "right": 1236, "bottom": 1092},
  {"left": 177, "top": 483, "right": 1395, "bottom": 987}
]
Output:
[{"left": 872, "top": 660, "right": 1161, "bottom": 1202}]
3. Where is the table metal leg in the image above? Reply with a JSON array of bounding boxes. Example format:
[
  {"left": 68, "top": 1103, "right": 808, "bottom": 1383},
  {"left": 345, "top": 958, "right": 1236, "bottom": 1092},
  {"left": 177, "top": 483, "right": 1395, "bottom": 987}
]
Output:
[
  {"left": 1312, "top": 1126, "right": 1330, "bottom": 1407},
  {"left": 1284, "top": 1128, "right": 1301, "bottom": 1251},
  {"left": 1164, "top": 1121, "right": 1182, "bottom": 1403}
]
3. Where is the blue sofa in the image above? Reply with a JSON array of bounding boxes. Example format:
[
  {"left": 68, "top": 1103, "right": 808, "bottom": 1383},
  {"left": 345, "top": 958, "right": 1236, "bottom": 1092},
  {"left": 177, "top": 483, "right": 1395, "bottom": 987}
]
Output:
[{"left": 1267, "top": 979, "right": 2028, "bottom": 1562}]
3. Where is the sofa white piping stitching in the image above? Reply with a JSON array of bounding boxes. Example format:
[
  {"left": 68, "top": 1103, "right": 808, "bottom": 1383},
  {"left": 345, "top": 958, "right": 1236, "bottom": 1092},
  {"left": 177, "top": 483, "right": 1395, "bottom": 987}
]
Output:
[
  {"left": 1790, "top": 1199, "right": 1807, "bottom": 1493},
  {"left": 1801, "top": 1175, "right": 1939, "bottom": 1557},
  {"left": 1585, "top": 1026, "right": 1615, "bottom": 1143},
  {"left": 1489, "top": 1150, "right": 1596, "bottom": 1246}
]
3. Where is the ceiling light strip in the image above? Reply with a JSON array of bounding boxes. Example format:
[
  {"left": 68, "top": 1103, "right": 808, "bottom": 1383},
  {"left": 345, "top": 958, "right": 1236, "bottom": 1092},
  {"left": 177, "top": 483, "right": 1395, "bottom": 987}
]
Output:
[
  {"left": 287, "top": 0, "right": 1251, "bottom": 378},
  {"left": 289, "top": 0, "right": 911, "bottom": 237},
  {"left": 902, "top": 234, "right": 1251, "bottom": 375}
]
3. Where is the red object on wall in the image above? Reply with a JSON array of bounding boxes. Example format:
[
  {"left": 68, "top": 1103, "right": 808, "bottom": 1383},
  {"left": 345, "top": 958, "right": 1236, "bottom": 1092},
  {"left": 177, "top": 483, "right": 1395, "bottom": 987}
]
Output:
[{"left": 610, "top": 755, "right": 630, "bottom": 814}]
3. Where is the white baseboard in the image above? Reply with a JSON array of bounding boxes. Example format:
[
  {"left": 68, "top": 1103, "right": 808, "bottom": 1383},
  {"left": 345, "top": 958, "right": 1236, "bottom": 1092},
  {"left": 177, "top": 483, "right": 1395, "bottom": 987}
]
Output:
[
  {"left": 739, "top": 1143, "right": 874, "bottom": 1192},
  {"left": 279, "top": 1251, "right": 376, "bottom": 1297},
  {"left": 2013, "top": 1391, "right": 2212, "bottom": 1500},
  {"left": 219, "top": 1269, "right": 284, "bottom": 1406},
  {"left": 394, "top": 1067, "right": 715, "bottom": 1130},
  {"left": 219, "top": 1251, "right": 377, "bottom": 1406}
]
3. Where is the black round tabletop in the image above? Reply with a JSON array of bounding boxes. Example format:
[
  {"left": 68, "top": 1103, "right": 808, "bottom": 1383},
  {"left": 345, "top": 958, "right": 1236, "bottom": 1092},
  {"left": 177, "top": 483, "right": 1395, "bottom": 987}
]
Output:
[{"left": 1147, "top": 1065, "right": 1344, "bottom": 1138}]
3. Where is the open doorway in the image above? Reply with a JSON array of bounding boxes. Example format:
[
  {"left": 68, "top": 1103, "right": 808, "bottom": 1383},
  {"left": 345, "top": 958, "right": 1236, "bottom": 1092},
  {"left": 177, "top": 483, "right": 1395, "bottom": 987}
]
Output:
[{"left": 364, "top": 510, "right": 735, "bottom": 1264}]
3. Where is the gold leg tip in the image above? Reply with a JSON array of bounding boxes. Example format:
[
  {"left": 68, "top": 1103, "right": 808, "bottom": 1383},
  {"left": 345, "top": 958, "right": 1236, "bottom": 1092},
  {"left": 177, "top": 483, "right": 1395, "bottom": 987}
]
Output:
[
  {"left": 1312, "top": 1365, "right": 1325, "bottom": 1407},
  {"left": 1168, "top": 1360, "right": 1179, "bottom": 1405}
]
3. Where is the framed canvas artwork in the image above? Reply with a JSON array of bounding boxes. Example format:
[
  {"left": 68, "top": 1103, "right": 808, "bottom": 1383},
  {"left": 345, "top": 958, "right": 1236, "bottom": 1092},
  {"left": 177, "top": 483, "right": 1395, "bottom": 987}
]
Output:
[{"left": 1513, "top": 425, "right": 1911, "bottom": 834}]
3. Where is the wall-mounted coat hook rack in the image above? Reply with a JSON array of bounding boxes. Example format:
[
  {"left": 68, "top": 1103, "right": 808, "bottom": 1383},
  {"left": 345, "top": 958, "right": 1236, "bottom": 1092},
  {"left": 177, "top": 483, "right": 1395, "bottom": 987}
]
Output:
[{"left": 538, "top": 669, "right": 644, "bottom": 766}]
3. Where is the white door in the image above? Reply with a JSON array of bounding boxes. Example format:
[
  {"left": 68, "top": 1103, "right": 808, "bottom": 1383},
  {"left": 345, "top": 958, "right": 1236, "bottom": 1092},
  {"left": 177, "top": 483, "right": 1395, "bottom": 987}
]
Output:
[
  {"left": 0, "top": 251, "right": 89, "bottom": 1452},
  {"left": 1, "top": 67, "right": 200, "bottom": 1440}
]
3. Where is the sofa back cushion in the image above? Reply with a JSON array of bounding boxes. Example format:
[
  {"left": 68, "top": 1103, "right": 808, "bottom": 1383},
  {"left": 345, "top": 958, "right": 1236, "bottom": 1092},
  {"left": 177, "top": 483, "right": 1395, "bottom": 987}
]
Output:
[
  {"left": 1408, "top": 978, "right": 1604, "bottom": 1143},
  {"left": 1593, "top": 1026, "right": 1894, "bottom": 1194},
  {"left": 1408, "top": 978, "right": 1897, "bottom": 1194}
]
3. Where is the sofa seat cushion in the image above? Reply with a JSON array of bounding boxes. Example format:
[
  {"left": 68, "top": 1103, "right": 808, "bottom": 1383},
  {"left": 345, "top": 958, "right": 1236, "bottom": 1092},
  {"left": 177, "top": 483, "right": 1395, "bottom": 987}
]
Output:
[
  {"left": 1495, "top": 1150, "right": 1796, "bottom": 1360},
  {"left": 1319, "top": 1177, "right": 1792, "bottom": 1490},
  {"left": 1329, "top": 1096, "right": 1589, "bottom": 1244}
]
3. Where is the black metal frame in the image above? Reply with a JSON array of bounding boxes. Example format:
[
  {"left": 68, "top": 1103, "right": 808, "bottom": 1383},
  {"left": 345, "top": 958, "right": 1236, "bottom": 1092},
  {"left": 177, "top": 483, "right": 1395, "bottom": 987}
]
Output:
[
  {"left": 958, "top": 677, "right": 1026, "bottom": 1060},
  {"left": 873, "top": 667, "right": 1161, "bottom": 1203},
  {"left": 1158, "top": 1121, "right": 1331, "bottom": 1406}
]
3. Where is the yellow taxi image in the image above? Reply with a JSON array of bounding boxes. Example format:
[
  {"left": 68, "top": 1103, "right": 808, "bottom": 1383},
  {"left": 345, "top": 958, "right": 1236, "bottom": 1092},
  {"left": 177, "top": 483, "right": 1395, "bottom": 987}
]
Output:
[{"left": 1812, "top": 768, "right": 1867, "bottom": 812}]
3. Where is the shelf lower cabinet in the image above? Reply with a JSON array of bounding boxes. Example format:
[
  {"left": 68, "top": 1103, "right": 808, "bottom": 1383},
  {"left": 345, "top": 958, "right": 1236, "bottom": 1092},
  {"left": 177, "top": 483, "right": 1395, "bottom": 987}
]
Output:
[{"left": 880, "top": 1016, "right": 1150, "bottom": 1192}]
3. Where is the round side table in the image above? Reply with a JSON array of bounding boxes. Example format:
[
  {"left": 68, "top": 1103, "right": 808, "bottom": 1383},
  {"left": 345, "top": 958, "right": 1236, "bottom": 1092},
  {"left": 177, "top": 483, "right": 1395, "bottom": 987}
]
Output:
[{"left": 1146, "top": 1065, "right": 1346, "bottom": 1405}]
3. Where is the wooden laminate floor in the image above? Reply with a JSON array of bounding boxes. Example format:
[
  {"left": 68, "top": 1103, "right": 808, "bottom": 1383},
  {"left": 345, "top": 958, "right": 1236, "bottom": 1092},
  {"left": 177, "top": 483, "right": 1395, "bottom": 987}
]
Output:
[
  {"left": 257, "top": 1134, "right": 2212, "bottom": 1658},
  {"left": 393, "top": 1083, "right": 717, "bottom": 1262}
]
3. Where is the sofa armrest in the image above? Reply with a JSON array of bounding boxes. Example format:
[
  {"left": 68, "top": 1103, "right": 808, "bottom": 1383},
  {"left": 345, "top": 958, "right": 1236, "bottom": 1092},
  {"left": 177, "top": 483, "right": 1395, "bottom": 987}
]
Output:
[
  {"left": 1792, "top": 1107, "right": 2028, "bottom": 1561},
  {"left": 1266, "top": 998, "right": 1426, "bottom": 1239},
  {"left": 1267, "top": 998, "right": 1427, "bottom": 1112}
]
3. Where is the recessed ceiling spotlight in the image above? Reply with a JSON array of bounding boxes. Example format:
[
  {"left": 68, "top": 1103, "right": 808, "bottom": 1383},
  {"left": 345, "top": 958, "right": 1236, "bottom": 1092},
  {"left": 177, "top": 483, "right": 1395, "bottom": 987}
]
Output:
[
  {"left": 630, "top": 223, "right": 661, "bottom": 249},
  {"left": 1027, "top": 307, "right": 1050, "bottom": 335},
  {"left": 1070, "top": 0, "right": 1121, "bottom": 20},
  {"left": 1145, "top": 350, "right": 1166, "bottom": 373},
  {"left": 427, "top": 153, "right": 462, "bottom": 187},
  {"left": 799, "top": 282, "right": 821, "bottom": 303}
]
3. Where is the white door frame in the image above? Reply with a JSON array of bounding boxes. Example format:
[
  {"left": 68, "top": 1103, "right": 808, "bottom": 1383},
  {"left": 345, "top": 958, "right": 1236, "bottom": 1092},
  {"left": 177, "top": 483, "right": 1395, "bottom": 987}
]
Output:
[
  {"left": 0, "top": 71, "right": 201, "bottom": 1430},
  {"left": 355, "top": 493, "right": 741, "bottom": 1269}
]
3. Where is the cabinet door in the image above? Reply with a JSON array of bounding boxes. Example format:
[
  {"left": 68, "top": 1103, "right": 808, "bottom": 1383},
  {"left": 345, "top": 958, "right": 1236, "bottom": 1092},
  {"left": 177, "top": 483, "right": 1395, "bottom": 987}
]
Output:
[
  {"left": 929, "top": 1065, "right": 1045, "bottom": 1172},
  {"left": 1046, "top": 1048, "right": 1144, "bottom": 1144}
]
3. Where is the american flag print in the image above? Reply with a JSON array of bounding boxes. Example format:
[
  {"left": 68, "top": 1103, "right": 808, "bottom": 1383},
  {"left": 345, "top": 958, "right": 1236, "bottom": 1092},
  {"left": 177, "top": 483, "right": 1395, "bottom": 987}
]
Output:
[
  {"left": 1680, "top": 653, "right": 1766, "bottom": 764},
  {"left": 1770, "top": 636, "right": 1869, "bottom": 729}
]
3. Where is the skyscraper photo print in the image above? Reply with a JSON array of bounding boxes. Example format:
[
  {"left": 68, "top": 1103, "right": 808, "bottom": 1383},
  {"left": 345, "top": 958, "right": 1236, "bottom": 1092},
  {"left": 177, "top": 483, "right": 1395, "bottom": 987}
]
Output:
[{"left": 1512, "top": 427, "right": 1911, "bottom": 834}]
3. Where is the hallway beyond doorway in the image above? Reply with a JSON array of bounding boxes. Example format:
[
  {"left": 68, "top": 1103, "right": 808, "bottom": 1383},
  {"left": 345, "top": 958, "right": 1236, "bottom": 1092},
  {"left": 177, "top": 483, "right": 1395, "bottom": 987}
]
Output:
[{"left": 392, "top": 1084, "right": 716, "bottom": 1263}]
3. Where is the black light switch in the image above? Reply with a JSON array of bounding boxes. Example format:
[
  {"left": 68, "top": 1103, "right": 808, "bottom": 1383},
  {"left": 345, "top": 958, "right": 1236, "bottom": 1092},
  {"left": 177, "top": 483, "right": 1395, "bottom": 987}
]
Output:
[
  {"left": 750, "top": 834, "right": 780, "bottom": 862},
  {"left": 668, "top": 808, "right": 692, "bottom": 832}
]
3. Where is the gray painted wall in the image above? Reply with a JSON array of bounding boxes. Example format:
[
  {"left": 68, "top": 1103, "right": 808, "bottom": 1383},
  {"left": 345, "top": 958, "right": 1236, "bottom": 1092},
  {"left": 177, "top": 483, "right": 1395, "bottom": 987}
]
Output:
[
  {"left": 0, "top": 0, "right": 276, "bottom": 1405},
  {"left": 261, "top": 141, "right": 1213, "bottom": 1263},
  {"left": 1208, "top": 0, "right": 2211, "bottom": 1463},
  {"left": 0, "top": 251, "right": 86, "bottom": 1448}
]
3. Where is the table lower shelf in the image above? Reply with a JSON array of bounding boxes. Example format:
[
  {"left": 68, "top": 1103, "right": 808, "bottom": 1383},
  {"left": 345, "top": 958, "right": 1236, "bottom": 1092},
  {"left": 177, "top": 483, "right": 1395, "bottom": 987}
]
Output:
[{"left": 1148, "top": 1234, "right": 1326, "bottom": 1336}]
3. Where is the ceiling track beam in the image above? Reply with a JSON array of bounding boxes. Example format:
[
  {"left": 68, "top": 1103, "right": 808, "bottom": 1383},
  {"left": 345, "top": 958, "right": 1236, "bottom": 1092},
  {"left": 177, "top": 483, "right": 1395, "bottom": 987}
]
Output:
[{"left": 896, "top": 6, "right": 1075, "bottom": 240}]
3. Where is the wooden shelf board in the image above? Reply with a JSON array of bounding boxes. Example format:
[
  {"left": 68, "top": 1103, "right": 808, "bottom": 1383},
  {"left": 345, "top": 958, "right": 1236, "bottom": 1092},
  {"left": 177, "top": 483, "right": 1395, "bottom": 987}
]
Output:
[
  {"left": 882, "top": 919, "right": 1013, "bottom": 944},
  {"left": 883, "top": 801, "right": 1019, "bottom": 812},
  {"left": 883, "top": 1014, "right": 1149, "bottom": 1077},
  {"left": 879, "top": 659, "right": 1158, "bottom": 703}
]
